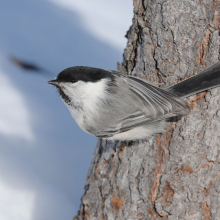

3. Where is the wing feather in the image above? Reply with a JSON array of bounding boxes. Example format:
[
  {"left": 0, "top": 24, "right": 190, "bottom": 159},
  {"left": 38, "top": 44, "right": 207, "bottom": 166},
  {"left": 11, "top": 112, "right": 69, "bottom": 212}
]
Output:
[
  {"left": 95, "top": 75, "right": 190, "bottom": 137},
  {"left": 126, "top": 76, "right": 190, "bottom": 117}
]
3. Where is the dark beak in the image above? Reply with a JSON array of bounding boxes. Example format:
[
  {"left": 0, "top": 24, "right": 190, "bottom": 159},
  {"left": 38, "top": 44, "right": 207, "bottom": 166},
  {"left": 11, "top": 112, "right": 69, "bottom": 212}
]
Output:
[{"left": 48, "top": 80, "right": 59, "bottom": 86}]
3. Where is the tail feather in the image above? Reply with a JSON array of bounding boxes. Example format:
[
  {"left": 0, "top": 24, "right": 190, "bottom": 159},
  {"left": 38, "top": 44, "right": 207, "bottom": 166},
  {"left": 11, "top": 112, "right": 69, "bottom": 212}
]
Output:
[{"left": 165, "top": 62, "right": 220, "bottom": 98}]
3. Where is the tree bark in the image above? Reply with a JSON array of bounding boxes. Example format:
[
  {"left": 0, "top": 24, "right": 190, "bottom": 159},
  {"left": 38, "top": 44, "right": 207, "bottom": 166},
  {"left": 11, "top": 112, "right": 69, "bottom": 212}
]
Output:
[{"left": 74, "top": 0, "right": 220, "bottom": 219}]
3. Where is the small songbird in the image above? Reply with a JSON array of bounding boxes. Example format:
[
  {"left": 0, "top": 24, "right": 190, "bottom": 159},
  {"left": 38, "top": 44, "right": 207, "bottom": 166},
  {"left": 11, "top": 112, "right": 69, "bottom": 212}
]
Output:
[{"left": 48, "top": 62, "right": 220, "bottom": 140}]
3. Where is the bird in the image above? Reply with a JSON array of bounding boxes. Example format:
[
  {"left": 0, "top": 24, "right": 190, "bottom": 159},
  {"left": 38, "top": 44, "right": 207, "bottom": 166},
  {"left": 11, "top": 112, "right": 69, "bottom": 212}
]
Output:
[{"left": 48, "top": 62, "right": 220, "bottom": 141}]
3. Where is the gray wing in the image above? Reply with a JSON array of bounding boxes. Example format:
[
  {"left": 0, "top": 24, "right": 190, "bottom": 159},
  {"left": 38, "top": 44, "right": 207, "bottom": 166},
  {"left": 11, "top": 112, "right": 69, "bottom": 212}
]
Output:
[
  {"left": 127, "top": 76, "right": 190, "bottom": 115},
  {"left": 95, "top": 75, "right": 190, "bottom": 138}
]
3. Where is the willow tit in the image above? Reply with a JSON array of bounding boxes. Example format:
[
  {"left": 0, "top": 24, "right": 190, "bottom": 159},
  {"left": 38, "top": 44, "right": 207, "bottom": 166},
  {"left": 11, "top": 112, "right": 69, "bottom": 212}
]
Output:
[{"left": 48, "top": 62, "right": 220, "bottom": 140}]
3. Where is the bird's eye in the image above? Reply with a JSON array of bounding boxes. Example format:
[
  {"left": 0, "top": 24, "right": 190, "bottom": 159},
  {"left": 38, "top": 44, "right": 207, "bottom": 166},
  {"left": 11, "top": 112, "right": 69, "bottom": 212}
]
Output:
[{"left": 70, "top": 78, "right": 77, "bottom": 83}]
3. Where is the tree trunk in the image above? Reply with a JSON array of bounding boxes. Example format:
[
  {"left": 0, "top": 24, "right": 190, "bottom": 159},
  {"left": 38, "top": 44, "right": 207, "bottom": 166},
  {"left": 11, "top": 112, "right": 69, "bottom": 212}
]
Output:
[{"left": 74, "top": 0, "right": 220, "bottom": 219}]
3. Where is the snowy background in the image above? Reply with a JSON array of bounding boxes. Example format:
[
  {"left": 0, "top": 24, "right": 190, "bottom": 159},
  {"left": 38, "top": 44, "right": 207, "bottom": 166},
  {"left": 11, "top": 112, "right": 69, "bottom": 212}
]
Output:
[{"left": 0, "top": 0, "right": 133, "bottom": 219}]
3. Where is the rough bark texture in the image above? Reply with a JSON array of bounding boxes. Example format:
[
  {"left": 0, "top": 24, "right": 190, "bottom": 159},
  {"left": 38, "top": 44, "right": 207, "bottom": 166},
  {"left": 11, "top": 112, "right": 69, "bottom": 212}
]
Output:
[{"left": 74, "top": 0, "right": 220, "bottom": 219}]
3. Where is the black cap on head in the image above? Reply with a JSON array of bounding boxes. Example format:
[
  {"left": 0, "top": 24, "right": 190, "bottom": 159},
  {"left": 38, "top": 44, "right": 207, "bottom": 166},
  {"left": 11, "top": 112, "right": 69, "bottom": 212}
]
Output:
[
  {"left": 56, "top": 66, "right": 115, "bottom": 83},
  {"left": 48, "top": 66, "right": 117, "bottom": 103}
]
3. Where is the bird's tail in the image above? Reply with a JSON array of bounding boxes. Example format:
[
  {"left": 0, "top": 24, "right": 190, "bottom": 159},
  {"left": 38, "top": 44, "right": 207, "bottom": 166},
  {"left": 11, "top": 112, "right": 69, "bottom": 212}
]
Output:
[{"left": 165, "top": 62, "right": 220, "bottom": 98}]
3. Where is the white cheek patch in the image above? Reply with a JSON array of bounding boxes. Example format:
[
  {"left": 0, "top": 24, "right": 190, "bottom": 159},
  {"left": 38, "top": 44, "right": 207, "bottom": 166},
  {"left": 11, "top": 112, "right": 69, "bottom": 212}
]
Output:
[
  {"left": 81, "top": 80, "right": 107, "bottom": 99},
  {"left": 79, "top": 79, "right": 108, "bottom": 114},
  {"left": 61, "top": 79, "right": 107, "bottom": 101},
  {"left": 64, "top": 79, "right": 107, "bottom": 101},
  {"left": 60, "top": 79, "right": 108, "bottom": 127}
]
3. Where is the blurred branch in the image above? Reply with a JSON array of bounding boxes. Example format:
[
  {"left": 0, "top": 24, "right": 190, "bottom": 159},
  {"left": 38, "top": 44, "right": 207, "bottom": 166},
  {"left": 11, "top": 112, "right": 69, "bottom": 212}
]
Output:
[{"left": 10, "top": 56, "right": 53, "bottom": 77}]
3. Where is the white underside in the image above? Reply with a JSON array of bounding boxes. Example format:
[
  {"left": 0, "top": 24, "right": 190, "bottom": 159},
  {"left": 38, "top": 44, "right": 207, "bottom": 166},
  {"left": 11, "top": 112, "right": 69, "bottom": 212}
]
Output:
[{"left": 104, "top": 121, "right": 168, "bottom": 141}]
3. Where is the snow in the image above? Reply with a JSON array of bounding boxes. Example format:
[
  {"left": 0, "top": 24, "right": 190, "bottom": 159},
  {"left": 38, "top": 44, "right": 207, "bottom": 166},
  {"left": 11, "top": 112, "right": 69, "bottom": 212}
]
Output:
[
  {"left": 0, "top": 0, "right": 133, "bottom": 219},
  {"left": 0, "top": 67, "right": 33, "bottom": 140},
  {"left": 49, "top": 0, "right": 133, "bottom": 50},
  {"left": 0, "top": 179, "right": 34, "bottom": 220}
]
